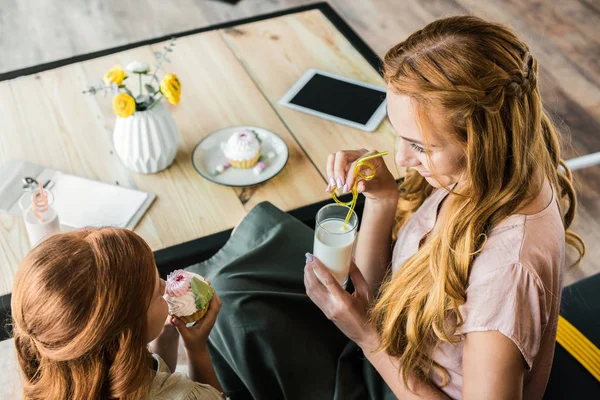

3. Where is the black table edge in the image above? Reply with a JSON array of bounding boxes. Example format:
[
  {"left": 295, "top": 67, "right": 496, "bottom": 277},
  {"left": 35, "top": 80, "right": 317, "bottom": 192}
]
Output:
[{"left": 0, "top": 1, "right": 384, "bottom": 340}]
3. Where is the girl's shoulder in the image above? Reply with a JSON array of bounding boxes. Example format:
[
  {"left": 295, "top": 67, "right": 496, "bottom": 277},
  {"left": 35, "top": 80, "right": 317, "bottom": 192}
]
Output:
[{"left": 150, "top": 354, "right": 223, "bottom": 400}]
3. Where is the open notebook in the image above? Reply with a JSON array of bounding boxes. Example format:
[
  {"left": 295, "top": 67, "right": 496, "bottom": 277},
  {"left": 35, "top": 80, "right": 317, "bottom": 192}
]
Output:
[{"left": 0, "top": 160, "right": 155, "bottom": 230}]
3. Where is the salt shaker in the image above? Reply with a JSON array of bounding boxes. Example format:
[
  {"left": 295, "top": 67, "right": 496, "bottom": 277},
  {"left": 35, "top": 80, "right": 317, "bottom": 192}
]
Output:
[{"left": 19, "top": 184, "right": 61, "bottom": 247}]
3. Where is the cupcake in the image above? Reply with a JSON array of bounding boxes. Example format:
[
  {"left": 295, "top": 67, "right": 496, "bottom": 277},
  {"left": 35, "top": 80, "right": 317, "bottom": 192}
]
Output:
[
  {"left": 164, "top": 270, "right": 215, "bottom": 323},
  {"left": 222, "top": 130, "right": 261, "bottom": 169}
]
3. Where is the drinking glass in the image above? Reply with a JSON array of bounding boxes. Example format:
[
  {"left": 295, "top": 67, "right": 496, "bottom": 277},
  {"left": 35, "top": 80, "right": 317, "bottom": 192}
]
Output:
[{"left": 313, "top": 204, "right": 358, "bottom": 289}]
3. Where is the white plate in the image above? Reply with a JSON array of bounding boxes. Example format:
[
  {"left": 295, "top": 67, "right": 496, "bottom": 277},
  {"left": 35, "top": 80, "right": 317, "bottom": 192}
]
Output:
[{"left": 192, "top": 126, "right": 289, "bottom": 187}]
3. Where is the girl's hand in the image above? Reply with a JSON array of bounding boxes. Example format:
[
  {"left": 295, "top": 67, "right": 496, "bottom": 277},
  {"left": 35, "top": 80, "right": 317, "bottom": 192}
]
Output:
[
  {"left": 171, "top": 293, "right": 222, "bottom": 352},
  {"left": 153, "top": 315, "right": 179, "bottom": 344},
  {"left": 304, "top": 254, "right": 377, "bottom": 347},
  {"left": 147, "top": 315, "right": 181, "bottom": 372},
  {"left": 326, "top": 149, "right": 397, "bottom": 202},
  {"left": 160, "top": 314, "right": 180, "bottom": 335}
]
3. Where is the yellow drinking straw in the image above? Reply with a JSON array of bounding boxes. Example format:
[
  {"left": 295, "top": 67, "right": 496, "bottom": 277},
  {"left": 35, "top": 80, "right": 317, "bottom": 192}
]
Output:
[{"left": 331, "top": 151, "right": 389, "bottom": 230}]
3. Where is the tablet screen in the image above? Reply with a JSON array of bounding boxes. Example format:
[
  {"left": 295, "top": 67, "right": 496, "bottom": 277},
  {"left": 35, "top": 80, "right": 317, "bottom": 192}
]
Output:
[{"left": 288, "top": 73, "right": 386, "bottom": 125}]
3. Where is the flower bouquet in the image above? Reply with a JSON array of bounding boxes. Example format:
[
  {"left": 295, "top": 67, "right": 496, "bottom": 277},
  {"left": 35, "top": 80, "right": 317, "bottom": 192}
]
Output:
[{"left": 83, "top": 39, "right": 182, "bottom": 174}]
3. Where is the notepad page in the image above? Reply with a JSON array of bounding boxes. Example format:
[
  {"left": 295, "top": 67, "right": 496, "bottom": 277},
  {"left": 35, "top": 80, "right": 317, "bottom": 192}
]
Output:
[{"left": 51, "top": 172, "right": 148, "bottom": 228}]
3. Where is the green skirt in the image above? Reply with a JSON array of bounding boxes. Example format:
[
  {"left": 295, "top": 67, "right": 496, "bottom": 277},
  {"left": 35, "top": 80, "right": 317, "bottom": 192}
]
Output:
[{"left": 186, "top": 202, "right": 394, "bottom": 400}]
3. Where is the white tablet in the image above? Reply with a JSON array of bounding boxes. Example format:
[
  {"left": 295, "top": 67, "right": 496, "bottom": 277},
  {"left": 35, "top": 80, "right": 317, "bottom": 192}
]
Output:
[{"left": 278, "top": 69, "right": 387, "bottom": 132}]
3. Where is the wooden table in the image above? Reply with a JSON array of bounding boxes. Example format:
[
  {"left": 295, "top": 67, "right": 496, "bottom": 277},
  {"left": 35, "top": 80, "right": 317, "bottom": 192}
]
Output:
[{"left": 0, "top": 3, "right": 400, "bottom": 302}]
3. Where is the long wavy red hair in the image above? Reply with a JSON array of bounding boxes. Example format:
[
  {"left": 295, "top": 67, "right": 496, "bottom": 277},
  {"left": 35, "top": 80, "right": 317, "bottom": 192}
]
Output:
[
  {"left": 370, "top": 15, "right": 585, "bottom": 387},
  {"left": 11, "top": 227, "right": 157, "bottom": 399}
]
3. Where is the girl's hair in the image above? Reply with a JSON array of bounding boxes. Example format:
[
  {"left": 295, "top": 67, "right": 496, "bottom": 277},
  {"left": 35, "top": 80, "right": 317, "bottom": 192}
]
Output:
[
  {"left": 11, "top": 227, "right": 157, "bottom": 399},
  {"left": 370, "top": 15, "right": 585, "bottom": 386}
]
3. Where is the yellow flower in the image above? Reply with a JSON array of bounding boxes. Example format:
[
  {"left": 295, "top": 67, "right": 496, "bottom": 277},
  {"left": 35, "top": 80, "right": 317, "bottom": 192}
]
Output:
[
  {"left": 113, "top": 93, "right": 136, "bottom": 118},
  {"left": 160, "top": 73, "right": 181, "bottom": 105},
  {"left": 104, "top": 65, "right": 126, "bottom": 86}
]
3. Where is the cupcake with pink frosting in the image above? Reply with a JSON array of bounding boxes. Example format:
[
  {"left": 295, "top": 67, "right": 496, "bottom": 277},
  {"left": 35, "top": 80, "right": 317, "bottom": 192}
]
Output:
[
  {"left": 222, "top": 129, "right": 262, "bottom": 169},
  {"left": 164, "top": 270, "right": 215, "bottom": 323}
]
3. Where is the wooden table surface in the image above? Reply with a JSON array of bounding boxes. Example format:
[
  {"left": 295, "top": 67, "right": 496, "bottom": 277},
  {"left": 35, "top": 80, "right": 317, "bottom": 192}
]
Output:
[{"left": 0, "top": 7, "right": 400, "bottom": 297}]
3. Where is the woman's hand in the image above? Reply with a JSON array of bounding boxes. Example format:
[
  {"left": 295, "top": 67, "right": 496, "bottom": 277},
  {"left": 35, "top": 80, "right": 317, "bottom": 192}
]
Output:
[
  {"left": 172, "top": 293, "right": 222, "bottom": 352},
  {"left": 326, "top": 149, "right": 397, "bottom": 202},
  {"left": 304, "top": 254, "right": 377, "bottom": 347}
]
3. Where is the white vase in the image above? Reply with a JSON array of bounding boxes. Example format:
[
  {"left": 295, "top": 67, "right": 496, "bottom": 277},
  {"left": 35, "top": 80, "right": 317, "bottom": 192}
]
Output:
[{"left": 112, "top": 102, "right": 180, "bottom": 174}]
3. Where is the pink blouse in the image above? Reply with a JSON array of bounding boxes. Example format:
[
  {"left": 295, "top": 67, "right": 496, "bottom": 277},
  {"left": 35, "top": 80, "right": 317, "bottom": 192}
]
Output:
[{"left": 391, "top": 185, "right": 564, "bottom": 399}]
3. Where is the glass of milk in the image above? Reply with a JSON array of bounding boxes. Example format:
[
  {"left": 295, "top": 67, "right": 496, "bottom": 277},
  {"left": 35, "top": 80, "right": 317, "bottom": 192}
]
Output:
[
  {"left": 313, "top": 204, "right": 358, "bottom": 289},
  {"left": 19, "top": 190, "right": 61, "bottom": 247}
]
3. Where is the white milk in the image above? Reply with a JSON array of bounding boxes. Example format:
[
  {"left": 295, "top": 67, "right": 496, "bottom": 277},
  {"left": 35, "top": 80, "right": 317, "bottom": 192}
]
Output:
[
  {"left": 24, "top": 207, "right": 60, "bottom": 247},
  {"left": 313, "top": 218, "right": 356, "bottom": 286}
]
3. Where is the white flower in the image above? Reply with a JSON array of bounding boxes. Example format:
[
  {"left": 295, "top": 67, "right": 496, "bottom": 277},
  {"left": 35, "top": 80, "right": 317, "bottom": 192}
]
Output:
[{"left": 126, "top": 61, "right": 150, "bottom": 74}]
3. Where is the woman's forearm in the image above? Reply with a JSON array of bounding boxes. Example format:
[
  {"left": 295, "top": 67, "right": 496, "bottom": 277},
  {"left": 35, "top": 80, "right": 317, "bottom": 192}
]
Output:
[
  {"left": 354, "top": 197, "right": 398, "bottom": 291},
  {"left": 359, "top": 332, "right": 450, "bottom": 400}
]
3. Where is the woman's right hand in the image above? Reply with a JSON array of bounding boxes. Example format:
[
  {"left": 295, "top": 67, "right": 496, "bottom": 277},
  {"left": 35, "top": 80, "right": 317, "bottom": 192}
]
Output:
[
  {"left": 326, "top": 149, "right": 397, "bottom": 202},
  {"left": 171, "top": 293, "right": 222, "bottom": 352}
]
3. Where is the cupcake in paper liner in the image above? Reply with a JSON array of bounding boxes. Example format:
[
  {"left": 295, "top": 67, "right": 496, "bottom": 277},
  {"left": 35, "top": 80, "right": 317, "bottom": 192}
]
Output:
[
  {"left": 222, "top": 129, "right": 262, "bottom": 168},
  {"left": 164, "top": 270, "right": 215, "bottom": 324}
]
